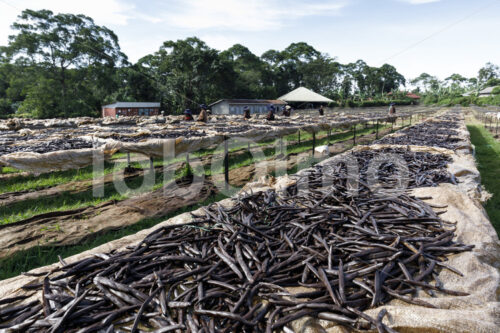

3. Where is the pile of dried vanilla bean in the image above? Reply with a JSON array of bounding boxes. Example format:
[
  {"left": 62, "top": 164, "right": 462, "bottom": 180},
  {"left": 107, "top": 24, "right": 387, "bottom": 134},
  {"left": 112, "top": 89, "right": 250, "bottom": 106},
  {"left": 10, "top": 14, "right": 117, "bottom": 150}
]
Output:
[
  {"left": 0, "top": 148, "right": 472, "bottom": 332},
  {"left": 375, "top": 117, "right": 463, "bottom": 149}
]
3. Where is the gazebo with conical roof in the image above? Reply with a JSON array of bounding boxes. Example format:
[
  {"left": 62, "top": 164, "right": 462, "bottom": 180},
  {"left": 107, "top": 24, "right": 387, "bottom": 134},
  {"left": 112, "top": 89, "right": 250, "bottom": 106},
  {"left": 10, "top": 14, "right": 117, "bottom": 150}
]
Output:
[{"left": 278, "top": 87, "right": 333, "bottom": 105}]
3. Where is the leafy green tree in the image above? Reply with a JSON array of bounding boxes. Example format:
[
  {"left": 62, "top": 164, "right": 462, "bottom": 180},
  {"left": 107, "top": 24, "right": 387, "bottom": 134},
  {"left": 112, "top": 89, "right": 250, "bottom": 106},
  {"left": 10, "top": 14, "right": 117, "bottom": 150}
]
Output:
[
  {"left": 301, "top": 55, "right": 342, "bottom": 97},
  {"left": 343, "top": 61, "right": 404, "bottom": 98},
  {"left": 262, "top": 42, "right": 324, "bottom": 95},
  {"left": 410, "top": 73, "right": 435, "bottom": 91},
  {"left": 478, "top": 62, "right": 499, "bottom": 86},
  {"left": 5, "top": 9, "right": 126, "bottom": 117},
  {"left": 138, "top": 37, "right": 236, "bottom": 113},
  {"left": 104, "top": 65, "right": 158, "bottom": 104},
  {"left": 444, "top": 73, "right": 467, "bottom": 93},
  {"left": 377, "top": 64, "right": 406, "bottom": 94},
  {"left": 484, "top": 77, "right": 500, "bottom": 88},
  {"left": 220, "top": 44, "right": 273, "bottom": 98}
]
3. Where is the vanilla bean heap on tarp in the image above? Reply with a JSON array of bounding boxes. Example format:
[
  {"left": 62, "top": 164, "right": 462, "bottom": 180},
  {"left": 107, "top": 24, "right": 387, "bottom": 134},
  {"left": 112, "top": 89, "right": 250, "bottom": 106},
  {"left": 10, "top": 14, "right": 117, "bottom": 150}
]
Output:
[
  {"left": 0, "top": 148, "right": 472, "bottom": 332},
  {"left": 375, "top": 115, "right": 463, "bottom": 149}
]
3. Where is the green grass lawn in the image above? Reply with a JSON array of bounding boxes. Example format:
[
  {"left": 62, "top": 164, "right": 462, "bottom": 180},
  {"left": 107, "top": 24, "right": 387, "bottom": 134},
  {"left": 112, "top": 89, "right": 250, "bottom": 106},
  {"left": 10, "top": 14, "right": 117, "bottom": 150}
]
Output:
[
  {"left": 0, "top": 166, "right": 21, "bottom": 174},
  {"left": 0, "top": 162, "right": 117, "bottom": 194},
  {"left": 467, "top": 124, "right": 500, "bottom": 235}
]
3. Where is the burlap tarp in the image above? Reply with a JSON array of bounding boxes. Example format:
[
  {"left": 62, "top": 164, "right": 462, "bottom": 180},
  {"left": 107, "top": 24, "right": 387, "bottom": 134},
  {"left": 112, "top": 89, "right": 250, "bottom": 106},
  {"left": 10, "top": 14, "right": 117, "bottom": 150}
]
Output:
[
  {"left": 0, "top": 148, "right": 116, "bottom": 174},
  {"left": 282, "top": 141, "right": 499, "bottom": 332},
  {"left": 378, "top": 117, "right": 472, "bottom": 155},
  {"left": 1, "top": 115, "right": 498, "bottom": 331},
  {"left": 0, "top": 111, "right": 438, "bottom": 173}
]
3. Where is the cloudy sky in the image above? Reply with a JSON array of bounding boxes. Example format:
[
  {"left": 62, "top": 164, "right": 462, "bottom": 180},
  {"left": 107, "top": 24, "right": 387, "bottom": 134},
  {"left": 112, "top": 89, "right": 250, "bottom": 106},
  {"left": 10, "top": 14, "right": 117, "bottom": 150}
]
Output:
[{"left": 0, "top": 0, "right": 498, "bottom": 80}]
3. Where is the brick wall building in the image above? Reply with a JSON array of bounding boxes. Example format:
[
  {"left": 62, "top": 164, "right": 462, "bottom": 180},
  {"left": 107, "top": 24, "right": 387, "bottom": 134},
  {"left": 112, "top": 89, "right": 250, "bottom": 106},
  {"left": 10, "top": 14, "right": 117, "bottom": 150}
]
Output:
[{"left": 102, "top": 102, "right": 161, "bottom": 117}]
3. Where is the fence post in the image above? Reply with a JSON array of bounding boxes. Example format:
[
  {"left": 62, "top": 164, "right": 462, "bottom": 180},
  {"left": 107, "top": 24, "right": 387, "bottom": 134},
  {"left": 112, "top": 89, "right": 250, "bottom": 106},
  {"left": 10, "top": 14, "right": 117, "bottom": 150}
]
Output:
[
  {"left": 312, "top": 132, "right": 316, "bottom": 156},
  {"left": 149, "top": 156, "right": 154, "bottom": 172},
  {"left": 224, "top": 136, "right": 229, "bottom": 191},
  {"left": 409, "top": 114, "right": 412, "bottom": 125},
  {"left": 127, "top": 152, "right": 131, "bottom": 167},
  {"left": 352, "top": 125, "right": 356, "bottom": 146},
  {"left": 375, "top": 119, "right": 379, "bottom": 139}
]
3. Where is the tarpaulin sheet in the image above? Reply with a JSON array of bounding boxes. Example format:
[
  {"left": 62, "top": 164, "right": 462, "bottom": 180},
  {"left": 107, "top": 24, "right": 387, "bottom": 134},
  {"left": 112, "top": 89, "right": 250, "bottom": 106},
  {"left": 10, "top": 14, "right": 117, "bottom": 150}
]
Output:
[
  {"left": 0, "top": 111, "right": 498, "bottom": 332},
  {"left": 0, "top": 111, "right": 437, "bottom": 172}
]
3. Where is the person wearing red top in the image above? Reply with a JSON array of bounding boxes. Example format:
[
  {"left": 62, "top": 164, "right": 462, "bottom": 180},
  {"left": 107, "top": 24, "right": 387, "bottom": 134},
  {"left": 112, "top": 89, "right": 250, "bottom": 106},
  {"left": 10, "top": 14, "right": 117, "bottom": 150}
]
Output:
[{"left": 184, "top": 109, "right": 194, "bottom": 121}]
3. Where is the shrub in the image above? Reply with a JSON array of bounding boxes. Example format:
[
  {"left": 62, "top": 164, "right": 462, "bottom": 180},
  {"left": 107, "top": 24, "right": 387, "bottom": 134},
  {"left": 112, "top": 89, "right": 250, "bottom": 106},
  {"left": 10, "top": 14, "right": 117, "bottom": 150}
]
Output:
[
  {"left": 0, "top": 98, "right": 14, "bottom": 117},
  {"left": 339, "top": 99, "right": 415, "bottom": 108}
]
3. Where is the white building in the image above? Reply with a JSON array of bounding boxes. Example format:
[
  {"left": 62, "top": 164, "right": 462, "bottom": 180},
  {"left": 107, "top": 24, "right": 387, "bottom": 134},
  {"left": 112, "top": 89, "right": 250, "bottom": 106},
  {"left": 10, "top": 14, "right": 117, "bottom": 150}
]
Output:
[
  {"left": 463, "top": 86, "right": 500, "bottom": 97},
  {"left": 209, "top": 99, "right": 287, "bottom": 115},
  {"left": 478, "top": 86, "right": 499, "bottom": 97}
]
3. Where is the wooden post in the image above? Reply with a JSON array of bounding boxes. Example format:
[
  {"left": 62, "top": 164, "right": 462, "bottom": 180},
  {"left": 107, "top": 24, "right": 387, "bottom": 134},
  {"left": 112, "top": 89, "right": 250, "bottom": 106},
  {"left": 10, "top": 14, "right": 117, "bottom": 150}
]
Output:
[
  {"left": 409, "top": 114, "right": 412, "bottom": 125},
  {"left": 298, "top": 130, "right": 301, "bottom": 144},
  {"left": 352, "top": 125, "right": 356, "bottom": 146},
  {"left": 496, "top": 116, "right": 499, "bottom": 135},
  {"left": 149, "top": 157, "right": 154, "bottom": 172},
  {"left": 127, "top": 152, "right": 131, "bottom": 167},
  {"left": 375, "top": 119, "right": 379, "bottom": 139},
  {"left": 224, "top": 137, "right": 229, "bottom": 191},
  {"left": 312, "top": 132, "right": 316, "bottom": 156},
  {"left": 186, "top": 153, "right": 190, "bottom": 166}
]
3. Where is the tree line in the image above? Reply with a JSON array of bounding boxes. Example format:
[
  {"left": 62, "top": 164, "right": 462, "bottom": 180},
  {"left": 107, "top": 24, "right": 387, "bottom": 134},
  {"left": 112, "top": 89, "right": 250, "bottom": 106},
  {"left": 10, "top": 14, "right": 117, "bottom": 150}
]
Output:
[
  {"left": 410, "top": 64, "right": 500, "bottom": 106},
  {"left": 0, "top": 9, "right": 498, "bottom": 118}
]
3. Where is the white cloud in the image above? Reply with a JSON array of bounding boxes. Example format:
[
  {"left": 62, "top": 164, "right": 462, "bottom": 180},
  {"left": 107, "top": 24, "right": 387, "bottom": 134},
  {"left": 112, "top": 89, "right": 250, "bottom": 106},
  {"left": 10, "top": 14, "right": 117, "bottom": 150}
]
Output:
[
  {"left": 0, "top": 0, "right": 134, "bottom": 25},
  {"left": 199, "top": 34, "right": 241, "bottom": 51},
  {"left": 164, "top": 0, "right": 348, "bottom": 31},
  {"left": 400, "top": 0, "right": 441, "bottom": 4},
  {"left": 0, "top": 0, "right": 174, "bottom": 47},
  {"left": 0, "top": 0, "right": 138, "bottom": 45}
]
